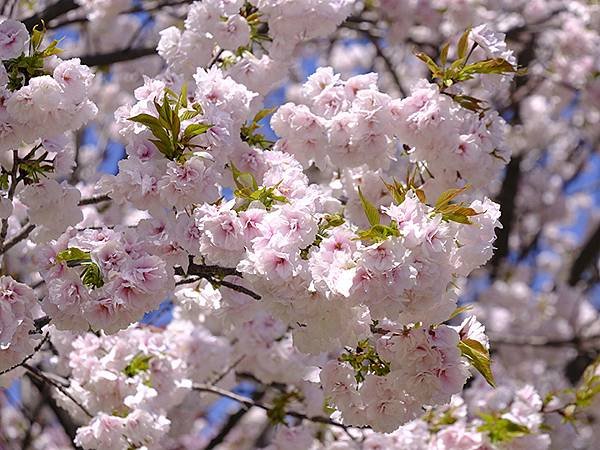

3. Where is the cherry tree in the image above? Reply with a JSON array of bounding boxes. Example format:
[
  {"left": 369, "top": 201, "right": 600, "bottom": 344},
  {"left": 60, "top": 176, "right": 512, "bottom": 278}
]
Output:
[{"left": 0, "top": 1, "right": 599, "bottom": 449}]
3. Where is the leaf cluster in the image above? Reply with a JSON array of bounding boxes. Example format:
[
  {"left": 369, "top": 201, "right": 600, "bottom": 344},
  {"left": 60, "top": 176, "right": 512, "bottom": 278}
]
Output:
[
  {"left": 300, "top": 213, "right": 345, "bottom": 259},
  {"left": 422, "top": 407, "right": 459, "bottom": 433},
  {"left": 240, "top": 2, "right": 272, "bottom": 49},
  {"left": 230, "top": 162, "right": 287, "bottom": 211},
  {"left": 128, "top": 86, "right": 211, "bottom": 163},
  {"left": 339, "top": 339, "right": 391, "bottom": 383},
  {"left": 3, "top": 23, "right": 63, "bottom": 92},
  {"left": 123, "top": 353, "right": 153, "bottom": 378},
  {"left": 415, "top": 29, "right": 522, "bottom": 112},
  {"left": 355, "top": 187, "right": 400, "bottom": 243},
  {"left": 477, "top": 414, "right": 530, "bottom": 443},
  {"left": 56, "top": 247, "right": 104, "bottom": 289},
  {"left": 434, "top": 185, "right": 480, "bottom": 224},
  {"left": 240, "top": 108, "right": 275, "bottom": 149},
  {"left": 382, "top": 177, "right": 426, "bottom": 205},
  {"left": 267, "top": 391, "right": 303, "bottom": 425},
  {"left": 552, "top": 357, "right": 600, "bottom": 423}
]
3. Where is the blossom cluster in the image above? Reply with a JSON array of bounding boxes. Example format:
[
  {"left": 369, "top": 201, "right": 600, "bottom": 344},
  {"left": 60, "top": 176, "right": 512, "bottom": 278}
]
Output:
[
  {"left": 320, "top": 383, "right": 551, "bottom": 450},
  {"left": 37, "top": 227, "right": 174, "bottom": 333},
  {"left": 105, "top": 67, "right": 257, "bottom": 215},
  {"left": 20, "top": 178, "right": 83, "bottom": 242},
  {"left": 158, "top": 0, "right": 353, "bottom": 95},
  {"left": 1, "top": 1, "right": 599, "bottom": 447},
  {"left": 272, "top": 64, "right": 510, "bottom": 197},
  {"left": 58, "top": 324, "right": 202, "bottom": 449},
  {"left": 0, "top": 276, "right": 39, "bottom": 373},
  {"left": 0, "top": 19, "right": 96, "bottom": 150}
]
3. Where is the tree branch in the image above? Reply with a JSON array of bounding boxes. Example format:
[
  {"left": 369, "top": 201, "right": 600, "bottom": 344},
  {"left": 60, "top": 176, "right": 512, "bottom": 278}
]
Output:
[
  {"left": 489, "top": 155, "right": 523, "bottom": 272},
  {"left": 0, "top": 222, "right": 35, "bottom": 255},
  {"left": 203, "top": 388, "right": 266, "bottom": 450},
  {"left": 0, "top": 333, "right": 49, "bottom": 377},
  {"left": 192, "top": 383, "right": 356, "bottom": 430},
  {"left": 78, "top": 194, "right": 111, "bottom": 206},
  {"left": 176, "top": 260, "right": 262, "bottom": 300},
  {"left": 490, "top": 333, "right": 600, "bottom": 348},
  {"left": 568, "top": 224, "right": 600, "bottom": 286},
  {"left": 23, "top": 363, "right": 93, "bottom": 418},
  {"left": 79, "top": 47, "right": 157, "bottom": 67},
  {"left": 26, "top": 375, "right": 82, "bottom": 447},
  {"left": 22, "top": 0, "right": 79, "bottom": 31}
]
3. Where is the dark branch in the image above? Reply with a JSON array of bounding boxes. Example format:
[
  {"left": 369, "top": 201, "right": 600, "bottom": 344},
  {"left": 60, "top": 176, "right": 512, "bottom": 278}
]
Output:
[
  {"left": 26, "top": 374, "right": 82, "bottom": 448},
  {"left": 22, "top": 0, "right": 79, "bottom": 31},
  {"left": 568, "top": 224, "right": 600, "bottom": 286},
  {"left": 204, "top": 389, "right": 266, "bottom": 450},
  {"left": 489, "top": 155, "right": 523, "bottom": 271},
  {"left": 0, "top": 333, "right": 49, "bottom": 377},
  {"left": 192, "top": 383, "right": 356, "bottom": 430},
  {"left": 78, "top": 194, "right": 111, "bottom": 206},
  {"left": 79, "top": 47, "right": 157, "bottom": 67}
]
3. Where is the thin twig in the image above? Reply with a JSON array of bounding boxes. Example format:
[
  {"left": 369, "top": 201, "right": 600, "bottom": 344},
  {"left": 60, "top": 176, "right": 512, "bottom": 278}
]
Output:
[
  {"left": 23, "top": 363, "right": 93, "bottom": 418},
  {"left": 209, "top": 355, "right": 246, "bottom": 385},
  {"left": 0, "top": 222, "right": 35, "bottom": 255},
  {"left": 218, "top": 279, "right": 262, "bottom": 300},
  {"left": 0, "top": 333, "right": 49, "bottom": 377},
  {"left": 192, "top": 383, "right": 356, "bottom": 430}
]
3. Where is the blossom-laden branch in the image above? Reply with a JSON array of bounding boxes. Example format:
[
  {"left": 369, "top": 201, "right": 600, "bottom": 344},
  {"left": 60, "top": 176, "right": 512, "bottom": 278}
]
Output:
[
  {"left": 192, "top": 383, "right": 356, "bottom": 431},
  {"left": 176, "top": 259, "right": 262, "bottom": 300}
]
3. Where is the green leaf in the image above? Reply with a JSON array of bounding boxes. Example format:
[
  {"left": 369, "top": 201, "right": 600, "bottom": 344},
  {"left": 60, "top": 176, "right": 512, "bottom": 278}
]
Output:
[
  {"left": 323, "top": 397, "right": 336, "bottom": 416},
  {"left": 81, "top": 262, "right": 104, "bottom": 289},
  {"left": 30, "top": 24, "right": 45, "bottom": 51},
  {"left": 56, "top": 247, "right": 91, "bottom": 263},
  {"left": 459, "top": 338, "right": 495, "bottom": 387},
  {"left": 415, "top": 51, "right": 442, "bottom": 77},
  {"left": 382, "top": 178, "right": 407, "bottom": 204},
  {"left": 230, "top": 162, "right": 258, "bottom": 193},
  {"left": 0, "top": 173, "right": 9, "bottom": 190},
  {"left": 448, "top": 304, "right": 474, "bottom": 321},
  {"left": 440, "top": 42, "right": 450, "bottom": 67},
  {"left": 461, "top": 58, "right": 517, "bottom": 77},
  {"left": 477, "top": 414, "right": 530, "bottom": 443},
  {"left": 179, "top": 110, "right": 201, "bottom": 121},
  {"left": 267, "top": 391, "right": 302, "bottom": 425},
  {"left": 253, "top": 107, "right": 276, "bottom": 123},
  {"left": 41, "top": 40, "right": 63, "bottom": 57},
  {"left": 123, "top": 353, "right": 152, "bottom": 378},
  {"left": 178, "top": 83, "right": 188, "bottom": 109},
  {"left": 357, "top": 186, "right": 380, "bottom": 227},
  {"left": 183, "top": 123, "right": 212, "bottom": 139},
  {"left": 228, "top": 163, "right": 286, "bottom": 211},
  {"left": 435, "top": 185, "right": 470, "bottom": 209},
  {"left": 172, "top": 112, "right": 181, "bottom": 148},
  {"left": 128, "top": 113, "right": 164, "bottom": 130},
  {"left": 438, "top": 204, "right": 479, "bottom": 224},
  {"left": 457, "top": 28, "right": 471, "bottom": 60},
  {"left": 149, "top": 139, "right": 173, "bottom": 158},
  {"left": 339, "top": 339, "right": 391, "bottom": 383},
  {"left": 355, "top": 223, "right": 400, "bottom": 243}
]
